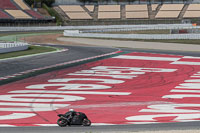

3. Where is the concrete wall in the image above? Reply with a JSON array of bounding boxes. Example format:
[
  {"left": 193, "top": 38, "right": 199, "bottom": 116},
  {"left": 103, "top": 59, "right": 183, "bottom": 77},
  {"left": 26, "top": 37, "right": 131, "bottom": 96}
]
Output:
[{"left": 0, "top": 42, "right": 29, "bottom": 54}]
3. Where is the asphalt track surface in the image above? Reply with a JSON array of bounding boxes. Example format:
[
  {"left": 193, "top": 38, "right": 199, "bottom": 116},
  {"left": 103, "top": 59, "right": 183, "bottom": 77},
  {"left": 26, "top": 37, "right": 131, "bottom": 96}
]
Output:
[
  {"left": 1, "top": 44, "right": 200, "bottom": 132},
  {"left": 0, "top": 45, "right": 118, "bottom": 77},
  {"left": 0, "top": 121, "right": 200, "bottom": 133}
]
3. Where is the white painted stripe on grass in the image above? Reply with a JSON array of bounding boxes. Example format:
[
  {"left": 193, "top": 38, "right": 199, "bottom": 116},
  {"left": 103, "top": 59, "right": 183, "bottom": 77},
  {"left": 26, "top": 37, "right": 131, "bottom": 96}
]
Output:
[
  {"left": 113, "top": 55, "right": 180, "bottom": 61},
  {"left": 171, "top": 61, "right": 200, "bottom": 65},
  {"left": 0, "top": 48, "right": 68, "bottom": 62}
]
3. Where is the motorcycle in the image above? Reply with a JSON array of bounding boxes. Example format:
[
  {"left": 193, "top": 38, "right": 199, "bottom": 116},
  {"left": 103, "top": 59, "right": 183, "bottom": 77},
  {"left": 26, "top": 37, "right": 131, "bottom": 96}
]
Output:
[{"left": 57, "top": 112, "right": 91, "bottom": 127}]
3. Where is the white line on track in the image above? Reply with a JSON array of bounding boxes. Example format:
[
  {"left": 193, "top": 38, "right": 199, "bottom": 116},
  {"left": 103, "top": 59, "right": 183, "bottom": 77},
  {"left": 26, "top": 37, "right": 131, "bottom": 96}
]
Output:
[{"left": 113, "top": 55, "right": 181, "bottom": 61}]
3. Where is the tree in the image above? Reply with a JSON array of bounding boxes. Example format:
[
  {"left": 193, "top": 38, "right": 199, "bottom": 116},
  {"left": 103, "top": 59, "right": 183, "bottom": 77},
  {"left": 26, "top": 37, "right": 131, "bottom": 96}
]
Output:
[{"left": 24, "top": 0, "right": 55, "bottom": 7}]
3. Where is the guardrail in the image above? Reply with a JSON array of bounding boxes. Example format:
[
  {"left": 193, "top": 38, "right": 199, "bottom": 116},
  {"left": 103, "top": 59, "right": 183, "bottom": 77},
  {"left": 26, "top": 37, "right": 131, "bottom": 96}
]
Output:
[
  {"left": 64, "top": 30, "right": 200, "bottom": 40},
  {"left": 0, "top": 42, "right": 29, "bottom": 54},
  {"left": 0, "top": 24, "right": 195, "bottom": 31},
  {"left": 62, "top": 24, "right": 200, "bottom": 40}
]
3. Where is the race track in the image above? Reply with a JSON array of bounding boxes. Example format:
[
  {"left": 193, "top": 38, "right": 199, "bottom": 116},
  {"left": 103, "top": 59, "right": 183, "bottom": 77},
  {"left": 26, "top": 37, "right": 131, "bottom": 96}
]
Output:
[{"left": 1, "top": 44, "right": 200, "bottom": 132}]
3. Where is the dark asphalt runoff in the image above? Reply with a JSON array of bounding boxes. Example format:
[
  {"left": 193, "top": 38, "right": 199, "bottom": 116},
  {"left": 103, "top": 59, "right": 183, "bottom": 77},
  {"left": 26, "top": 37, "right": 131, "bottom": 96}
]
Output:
[{"left": 1, "top": 45, "right": 200, "bottom": 132}]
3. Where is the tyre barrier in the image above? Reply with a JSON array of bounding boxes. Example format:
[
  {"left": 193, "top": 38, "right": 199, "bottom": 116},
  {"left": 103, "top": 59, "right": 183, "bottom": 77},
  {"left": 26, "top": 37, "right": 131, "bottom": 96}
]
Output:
[{"left": 0, "top": 42, "right": 29, "bottom": 54}]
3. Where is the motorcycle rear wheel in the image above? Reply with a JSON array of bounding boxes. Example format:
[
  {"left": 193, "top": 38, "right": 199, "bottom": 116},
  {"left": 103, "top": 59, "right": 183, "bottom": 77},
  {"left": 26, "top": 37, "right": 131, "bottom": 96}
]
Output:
[{"left": 57, "top": 118, "right": 68, "bottom": 127}]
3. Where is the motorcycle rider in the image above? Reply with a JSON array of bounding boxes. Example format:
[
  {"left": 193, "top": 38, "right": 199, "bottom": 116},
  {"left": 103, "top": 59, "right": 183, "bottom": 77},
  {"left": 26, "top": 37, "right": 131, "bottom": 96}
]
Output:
[{"left": 65, "top": 109, "right": 77, "bottom": 126}]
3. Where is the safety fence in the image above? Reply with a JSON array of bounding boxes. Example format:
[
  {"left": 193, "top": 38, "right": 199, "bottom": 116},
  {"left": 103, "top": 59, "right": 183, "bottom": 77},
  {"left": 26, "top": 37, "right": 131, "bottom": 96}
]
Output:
[
  {"left": 64, "top": 30, "right": 200, "bottom": 40},
  {"left": 0, "top": 24, "right": 195, "bottom": 32},
  {"left": 0, "top": 42, "right": 29, "bottom": 54}
]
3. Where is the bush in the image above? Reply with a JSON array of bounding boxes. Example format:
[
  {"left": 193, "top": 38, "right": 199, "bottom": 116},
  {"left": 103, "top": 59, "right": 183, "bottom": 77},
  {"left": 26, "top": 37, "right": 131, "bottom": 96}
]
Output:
[
  {"left": 24, "top": 0, "right": 55, "bottom": 7},
  {"left": 42, "top": 3, "right": 63, "bottom": 25}
]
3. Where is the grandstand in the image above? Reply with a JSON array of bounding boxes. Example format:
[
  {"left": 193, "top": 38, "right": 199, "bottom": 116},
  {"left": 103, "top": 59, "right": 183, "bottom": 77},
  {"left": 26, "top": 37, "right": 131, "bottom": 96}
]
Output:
[
  {"left": 98, "top": 5, "right": 121, "bottom": 19},
  {"left": 125, "top": 5, "right": 148, "bottom": 19},
  {"left": 53, "top": 2, "right": 200, "bottom": 25},
  {"left": 58, "top": 5, "right": 92, "bottom": 20},
  {"left": 183, "top": 4, "right": 200, "bottom": 18},
  {"left": 0, "top": 0, "right": 53, "bottom": 25},
  {"left": 1, "top": 0, "right": 200, "bottom": 26},
  {"left": 155, "top": 4, "right": 184, "bottom": 19}
]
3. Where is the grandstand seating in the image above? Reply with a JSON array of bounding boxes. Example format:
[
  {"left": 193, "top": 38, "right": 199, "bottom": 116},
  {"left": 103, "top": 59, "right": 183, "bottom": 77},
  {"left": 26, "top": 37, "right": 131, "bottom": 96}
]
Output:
[
  {"left": 2, "top": 2, "right": 199, "bottom": 24},
  {"left": 186, "top": 4, "right": 200, "bottom": 10},
  {"left": 125, "top": 5, "right": 148, "bottom": 11},
  {"left": 155, "top": 4, "right": 184, "bottom": 18},
  {"left": 14, "top": 0, "right": 30, "bottom": 10},
  {"left": 125, "top": 5, "right": 148, "bottom": 19},
  {"left": 66, "top": 12, "right": 92, "bottom": 19},
  {"left": 98, "top": 5, "right": 121, "bottom": 19},
  {"left": 59, "top": 5, "right": 92, "bottom": 20},
  {"left": 159, "top": 4, "right": 184, "bottom": 11},
  {"left": 98, "top": 12, "right": 120, "bottom": 19},
  {"left": 151, "top": 4, "right": 158, "bottom": 11},
  {"left": 59, "top": 5, "right": 85, "bottom": 12},
  {"left": 85, "top": 5, "right": 94, "bottom": 12},
  {"left": 25, "top": 10, "right": 44, "bottom": 19},
  {"left": 155, "top": 11, "right": 180, "bottom": 18},
  {"left": 0, "top": 10, "right": 11, "bottom": 19},
  {"left": 183, "top": 11, "right": 200, "bottom": 18},
  {"left": 183, "top": 4, "right": 200, "bottom": 18},
  {"left": 5, "top": 10, "right": 32, "bottom": 19},
  {"left": 0, "top": 0, "right": 18, "bottom": 9},
  {"left": 99, "top": 5, "right": 120, "bottom": 12},
  {"left": 0, "top": 0, "right": 48, "bottom": 22},
  {"left": 56, "top": 3, "right": 200, "bottom": 22},
  {"left": 126, "top": 12, "right": 148, "bottom": 19}
]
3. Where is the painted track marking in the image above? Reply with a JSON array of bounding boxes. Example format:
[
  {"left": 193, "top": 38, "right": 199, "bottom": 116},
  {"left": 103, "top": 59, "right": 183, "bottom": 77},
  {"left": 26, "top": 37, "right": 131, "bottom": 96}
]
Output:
[{"left": 0, "top": 52, "right": 200, "bottom": 126}]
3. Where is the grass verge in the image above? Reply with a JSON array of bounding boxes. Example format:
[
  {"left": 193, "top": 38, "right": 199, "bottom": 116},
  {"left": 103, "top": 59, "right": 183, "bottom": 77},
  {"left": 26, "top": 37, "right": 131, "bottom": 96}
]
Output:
[
  {"left": 113, "top": 39, "right": 200, "bottom": 45},
  {"left": 0, "top": 31, "right": 63, "bottom": 42},
  {"left": 63, "top": 36, "right": 200, "bottom": 45},
  {"left": 0, "top": 45, "right": 57, "bottom": 59}
]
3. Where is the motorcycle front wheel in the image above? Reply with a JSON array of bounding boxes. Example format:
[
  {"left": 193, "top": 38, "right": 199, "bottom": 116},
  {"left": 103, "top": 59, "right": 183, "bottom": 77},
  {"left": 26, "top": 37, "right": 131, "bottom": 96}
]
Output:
[
  {"left": 82, "top": 119, "right": 91, "bottom": 126},
  {"left": 57, "top": 118, "right": 68, "bottom": 127}
]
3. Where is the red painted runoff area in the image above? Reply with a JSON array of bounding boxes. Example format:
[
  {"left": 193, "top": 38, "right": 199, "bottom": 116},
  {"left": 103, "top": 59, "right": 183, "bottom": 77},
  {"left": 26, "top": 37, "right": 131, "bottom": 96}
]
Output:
[{"left": 1, "top": 52, "right": 200, "bottom": 126}]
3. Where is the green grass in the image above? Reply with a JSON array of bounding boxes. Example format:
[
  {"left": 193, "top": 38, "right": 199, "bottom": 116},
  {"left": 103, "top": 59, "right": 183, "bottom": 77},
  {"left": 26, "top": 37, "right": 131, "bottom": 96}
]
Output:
[
  {"left": 64, "top": 36, "right": 200, "bottom": 45},
  {"left": 137, "top": 39, "right": 200, "bottom": 45},
  {"left": 0, "top": 45, "right": 57, "bottom": 59},
  {"left": 112, "top": 39, "right": 200, "bottom": 45},
  {"left": 0, "top": 31, "right": 63, "bottom": 42}
]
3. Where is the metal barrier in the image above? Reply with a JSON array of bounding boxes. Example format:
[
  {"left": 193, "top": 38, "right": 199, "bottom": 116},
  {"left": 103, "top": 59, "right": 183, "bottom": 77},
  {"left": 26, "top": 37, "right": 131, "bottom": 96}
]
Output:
[
  {"left": 64, "top": 30, "right": 200, "bottom": 40},
  {"left": 0, "top": 24, "right": 194, "bottom": 32},
  {"left": 0, "top": 42, "right": 29, "bottom": 54},
  {"left": 62, "top": 24, "right": 200, "bottom": 40}
]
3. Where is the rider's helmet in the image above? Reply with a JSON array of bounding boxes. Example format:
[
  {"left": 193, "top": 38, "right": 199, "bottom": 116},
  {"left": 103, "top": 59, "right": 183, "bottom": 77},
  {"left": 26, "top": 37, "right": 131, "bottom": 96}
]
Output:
[{"left": 69, "top": 109, "right": 74, "bottom": 112}]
